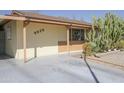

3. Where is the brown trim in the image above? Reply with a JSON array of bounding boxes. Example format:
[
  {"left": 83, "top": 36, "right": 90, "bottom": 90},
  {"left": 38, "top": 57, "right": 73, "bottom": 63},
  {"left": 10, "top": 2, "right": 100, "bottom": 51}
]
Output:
[
  {"left": 29, "top": 19, "right": 70, "bottom": 26},
  {"left": 0, "top": 15, "right": 91, "bottom": 28},
  {"left": 29, "top": 21, "right": 68, "bottom": 27},
  {"left": 70, "top": 41, "right": 85, "bottom": 45},
  {"left": 0, "top": 15, "right": 26, "bottom": 21},
  {"left": 27, "top": 17, "right": 91, "bottom": 27},
  {"left": 28, "top": 18, "right": 91, "bottom": 28},
  {"left": 58, "top": 41, "right": 67, "bottom": 52},
  {"left": 70, "top": 26, "right": 91, "bottom": 29},
  {"left": 0, "top": 20, "right": 11, "bottom": 26},
  {"left": 24, "top": 21, "right": 30, "bottom": 26},
  {"left": 12, "top": 11, "right": 91, "bottom": 27},
  {"left": 58, "top": 41, "right": 84, "bottom": 52},
  {"left": 11, "top": 10, "right": 24, "bottom": 16}
]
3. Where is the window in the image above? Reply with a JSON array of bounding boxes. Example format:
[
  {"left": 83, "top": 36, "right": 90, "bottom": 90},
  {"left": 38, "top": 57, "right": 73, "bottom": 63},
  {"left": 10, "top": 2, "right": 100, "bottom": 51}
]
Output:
[
  {"left": 69, "top": 29, "right": 85, "bottom": 41},
  {"left": 5, "top": 25, "right": 11, "bottom": 40}
]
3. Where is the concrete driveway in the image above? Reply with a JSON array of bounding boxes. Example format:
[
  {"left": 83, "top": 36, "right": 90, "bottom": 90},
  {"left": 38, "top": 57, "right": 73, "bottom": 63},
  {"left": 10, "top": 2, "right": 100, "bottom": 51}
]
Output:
[{"left": 0, "top": 54, "right": 124, "bottom": 83}]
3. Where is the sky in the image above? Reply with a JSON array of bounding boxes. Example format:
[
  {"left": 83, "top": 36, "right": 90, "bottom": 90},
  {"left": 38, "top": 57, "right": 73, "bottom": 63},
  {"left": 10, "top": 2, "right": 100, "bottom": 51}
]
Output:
[{"left": 0, "top": 10, "right": 124, "bottom": 23}]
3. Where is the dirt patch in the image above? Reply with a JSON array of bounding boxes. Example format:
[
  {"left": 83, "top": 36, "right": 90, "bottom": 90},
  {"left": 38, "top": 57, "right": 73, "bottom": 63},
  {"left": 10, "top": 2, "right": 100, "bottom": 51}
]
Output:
[{"left": 72, "top": 51, "right": 124, "bottom": 70}]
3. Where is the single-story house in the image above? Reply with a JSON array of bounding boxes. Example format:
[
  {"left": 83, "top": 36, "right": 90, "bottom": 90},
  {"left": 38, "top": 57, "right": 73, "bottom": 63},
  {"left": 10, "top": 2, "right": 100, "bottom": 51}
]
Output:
[{"left": 0, "top": 10, "right": 92, "bottom": 62}]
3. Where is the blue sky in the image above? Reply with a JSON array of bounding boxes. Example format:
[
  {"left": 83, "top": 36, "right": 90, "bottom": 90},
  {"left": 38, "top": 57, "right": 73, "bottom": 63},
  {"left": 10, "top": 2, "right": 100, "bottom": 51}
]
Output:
[{"left": 0, "top": 10, "right": 124, "bottom": 23}]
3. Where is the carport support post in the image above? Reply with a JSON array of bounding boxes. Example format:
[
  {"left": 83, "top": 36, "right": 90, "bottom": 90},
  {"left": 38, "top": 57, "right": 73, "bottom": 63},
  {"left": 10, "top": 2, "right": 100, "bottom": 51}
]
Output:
[
  {"left": 67, "top": 26, "right": 70, "bottom": 54},
  {"left": 23, "top": 21, "right": 29, "bottom": 63},
  {"left": 84, "top": 28, "right": 87, "bottom": 40}
]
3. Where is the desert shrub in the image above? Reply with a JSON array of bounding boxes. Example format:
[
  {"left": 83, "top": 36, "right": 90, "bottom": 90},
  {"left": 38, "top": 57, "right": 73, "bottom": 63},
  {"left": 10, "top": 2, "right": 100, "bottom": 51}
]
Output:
[
  {"left": 116, "top": 40, "right": 124, "bottom": 49},
  {"left": 83, "top": 42, "right": 97, "bottom": 56},
  {"left": 86, "top": 12, "right": 124, "bottom": 53}
]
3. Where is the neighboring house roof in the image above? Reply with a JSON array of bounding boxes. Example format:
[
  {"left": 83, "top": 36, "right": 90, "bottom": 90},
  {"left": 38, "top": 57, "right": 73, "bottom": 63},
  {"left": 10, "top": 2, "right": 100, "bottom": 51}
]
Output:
[{"left": 11, "top": 10, "right": 91, "bottom": 27}]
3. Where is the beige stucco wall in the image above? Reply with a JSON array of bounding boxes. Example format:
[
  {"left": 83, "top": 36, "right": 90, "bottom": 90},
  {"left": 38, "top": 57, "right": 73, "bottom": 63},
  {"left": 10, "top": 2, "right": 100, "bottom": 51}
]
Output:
[
  {"left": 16, "top": 21, "right": 67, "bottom": 60},
  {"left": 4, "top": 20, "right": 86, "bottom": 61},
  {"left": 4, "top": 21, "right": 17, "bottom": 57}
]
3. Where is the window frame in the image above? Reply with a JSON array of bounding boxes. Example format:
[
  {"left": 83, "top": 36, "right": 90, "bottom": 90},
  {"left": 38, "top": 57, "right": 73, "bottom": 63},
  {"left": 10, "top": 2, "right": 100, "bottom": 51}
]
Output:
[{"left": 69, "top": 28, "right": 85, "bottom": 41}]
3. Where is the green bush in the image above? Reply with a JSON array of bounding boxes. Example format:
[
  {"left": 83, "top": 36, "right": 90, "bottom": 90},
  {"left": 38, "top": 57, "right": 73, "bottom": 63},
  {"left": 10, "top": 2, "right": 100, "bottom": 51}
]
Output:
[
  {"left": 83, "top": 42, "right": 97, "bottom": 56},
  {"left": 86, "top": 12, "right": 124, "bottom": 53},
  {"left": 116, "top": 40, "right": 124, "bottom": 49}
]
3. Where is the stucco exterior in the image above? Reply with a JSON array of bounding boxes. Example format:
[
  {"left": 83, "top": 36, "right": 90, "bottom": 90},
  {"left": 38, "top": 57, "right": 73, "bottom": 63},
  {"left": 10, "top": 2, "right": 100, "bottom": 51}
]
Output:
[
  {"left": 15, "top": 21, "right": 67, "bottom": 60},
  {"left": 4, "top": 20, "right": 85, "bottom": 61},
  {"left": 4, "top": 21, "right": 17, "bottom": 57}
]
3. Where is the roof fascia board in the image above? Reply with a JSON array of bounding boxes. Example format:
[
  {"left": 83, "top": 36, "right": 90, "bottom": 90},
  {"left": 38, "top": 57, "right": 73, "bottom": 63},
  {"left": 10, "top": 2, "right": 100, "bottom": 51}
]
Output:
[
  {"left": 28, "top": 18, "right": 91, "bottom": 28},
  {"left": 11, "top": 11, "right": 91, "bottom": 27},
  {"left": 26, "top": 16, "right": 91, "bottom": 26},
  {"left": 11, "top": 10, "right": 24, "bottom": 16},
  {"left": 0, "top": 15, "right": 26, "bottom": 21},
  {"left": 29, "top": 18, "right": 70, "bottom": 25}
]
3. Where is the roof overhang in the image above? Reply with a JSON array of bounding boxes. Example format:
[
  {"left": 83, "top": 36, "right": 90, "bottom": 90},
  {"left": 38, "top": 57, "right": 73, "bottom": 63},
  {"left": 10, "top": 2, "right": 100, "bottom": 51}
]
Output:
[
  {"left": 0, "top": 15, "right": 91, "bottom": 28},
  {"left": 0, "top": 15, "right": 27, "bottom": 26},
  {"left": 28, "top": 18, "right": 91, "bottom": 28},
  {"left": 0, "top": 15, "right": 26, "bottom": 21}
]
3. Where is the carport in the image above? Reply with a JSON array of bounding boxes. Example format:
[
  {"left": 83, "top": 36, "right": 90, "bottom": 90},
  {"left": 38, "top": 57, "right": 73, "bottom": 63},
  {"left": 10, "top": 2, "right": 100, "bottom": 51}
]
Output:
[{"left": 0, "top": 15, "right": 26, "bottom": 60}]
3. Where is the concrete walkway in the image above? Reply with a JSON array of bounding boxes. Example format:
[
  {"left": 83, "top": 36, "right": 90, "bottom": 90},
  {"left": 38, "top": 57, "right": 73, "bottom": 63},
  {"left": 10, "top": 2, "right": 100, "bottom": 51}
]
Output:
[{"left": 0, "top": 54, "right": 124, "bottom": 83}]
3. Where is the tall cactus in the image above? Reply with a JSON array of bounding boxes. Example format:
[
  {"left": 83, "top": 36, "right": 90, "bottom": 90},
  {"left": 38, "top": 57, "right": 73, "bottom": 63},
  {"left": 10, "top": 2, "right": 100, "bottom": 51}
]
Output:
[{"left": 86, "top": 12, "right": 124, "bottom": 53}]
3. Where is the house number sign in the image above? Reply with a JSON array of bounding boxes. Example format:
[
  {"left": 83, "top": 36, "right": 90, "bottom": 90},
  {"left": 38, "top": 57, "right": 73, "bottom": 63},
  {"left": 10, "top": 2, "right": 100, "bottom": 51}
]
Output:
[{"left": 34, "top": 28, "right": 45, "bottom": 35}]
